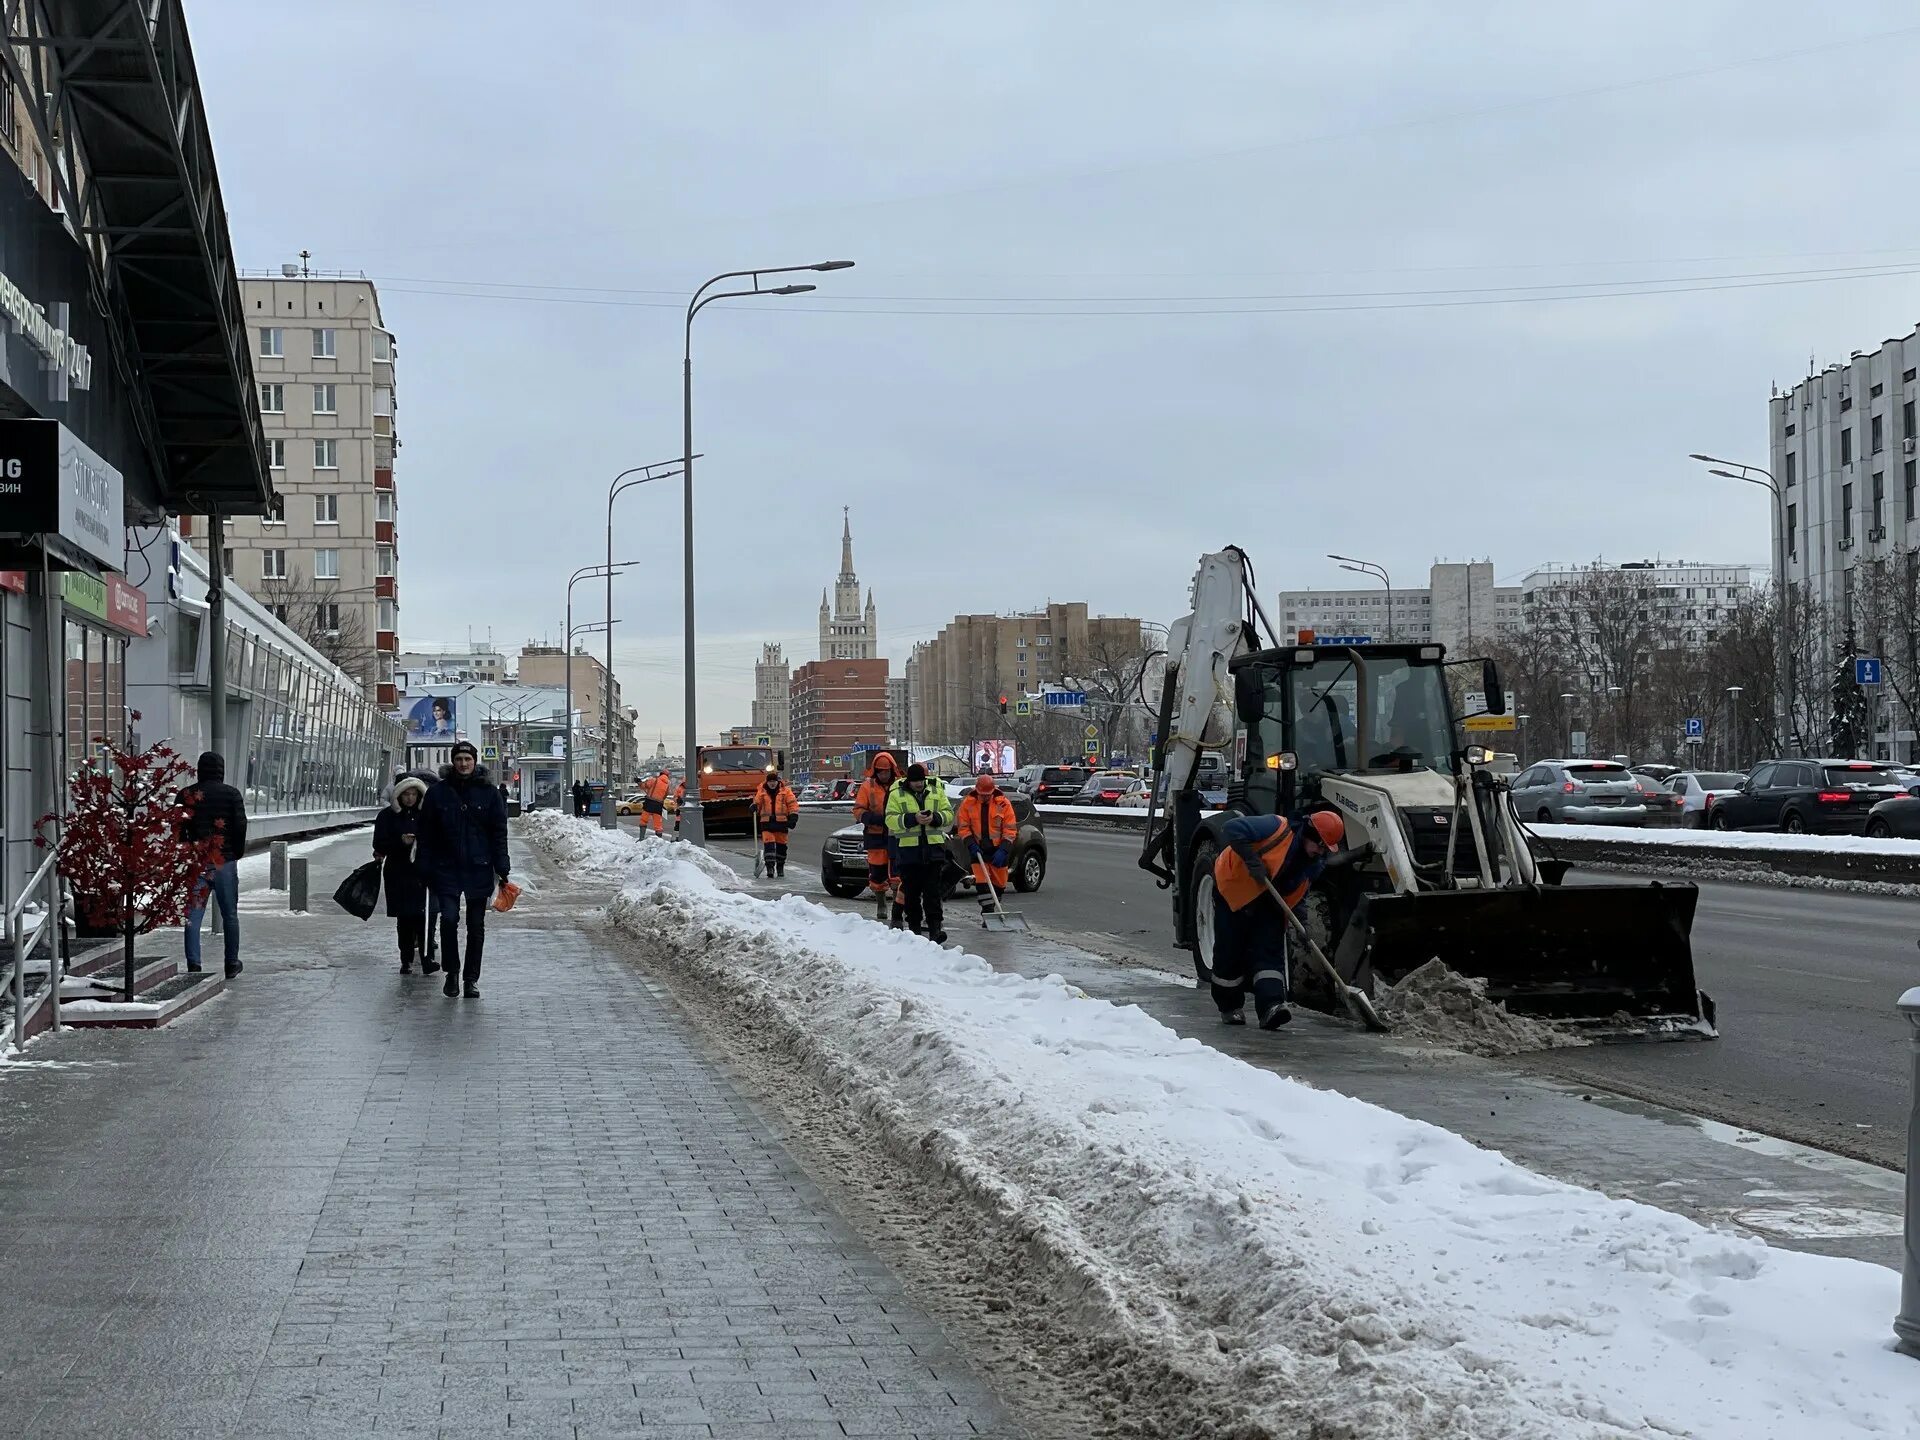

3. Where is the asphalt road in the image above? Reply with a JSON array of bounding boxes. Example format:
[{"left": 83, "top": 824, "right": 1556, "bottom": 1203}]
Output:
[{"left": 766, "top": 816, "right": 1919, "bottom": 1169}]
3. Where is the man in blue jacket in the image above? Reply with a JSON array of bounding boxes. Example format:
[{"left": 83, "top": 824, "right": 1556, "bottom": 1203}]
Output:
[{"left": 419, "top": 740, "right": 511, "bottom": 999}]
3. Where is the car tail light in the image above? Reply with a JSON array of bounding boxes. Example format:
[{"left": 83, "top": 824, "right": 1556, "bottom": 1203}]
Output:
[
  {"left": 1704, "top": 793, "right": 1716, "bottom": 809},
  {"left": 1817, "top": 791, "right": 1852, "bottom": 803},
  {"left": 1101, "top": 789, "right": 1121, "bottom": 799},
  {"left": 1562, "top": 780, "right": 1578, "bottom": 793}
]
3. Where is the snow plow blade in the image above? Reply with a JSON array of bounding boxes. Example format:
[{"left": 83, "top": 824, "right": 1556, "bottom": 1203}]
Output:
[{"left": 1333, "top": 882, "right": 1715, "bottom": 1040}]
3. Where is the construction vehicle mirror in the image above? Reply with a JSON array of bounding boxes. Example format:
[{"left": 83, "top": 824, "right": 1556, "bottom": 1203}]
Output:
[
  {"left": 1481, "top": 661, "right": 1506, "bottom": 714},
  {"left": 1233, "top": 666, "right": 1267, "bottom": 726},
  {"left": 1464, "top": 745, "right": 1492, "bottom": 767}
]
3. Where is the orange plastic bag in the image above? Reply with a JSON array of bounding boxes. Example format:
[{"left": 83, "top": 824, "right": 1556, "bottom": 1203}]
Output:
[{"left": 492, "top": 880, "right": 522, "bottom": 913}]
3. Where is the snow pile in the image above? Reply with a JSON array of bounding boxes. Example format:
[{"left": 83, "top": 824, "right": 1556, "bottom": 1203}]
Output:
[
  {"left": 1536, "top": 822, "right": 1920, "bottom": 856},
  {"left": 518, "top": 811, "right": 741, "bottom": 889},
  {"left": 607, "top": 850, "right": 1918, "bottom": 1439},
  {"left": 1374, "top": 959, "right": 1585, "bottom": 1055}
]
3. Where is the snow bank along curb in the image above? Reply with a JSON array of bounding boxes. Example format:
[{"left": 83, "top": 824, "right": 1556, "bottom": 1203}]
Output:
[
  {"left": 526, "top": 818, "right": 1919, "bottom": 1439},
  {"left": 1534, "top": 822, "right": 1920, "bottom": 891}
]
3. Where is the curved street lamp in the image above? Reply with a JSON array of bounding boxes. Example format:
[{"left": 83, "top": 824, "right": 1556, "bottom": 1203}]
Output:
[
  {"left": 566, "top": 561, "right": 636, "bottom": 792},
  {"left": 1690, "top": 452, "right": 1787, "bottom": 755},
  {"left": 1328, "top": 553, "right": 1394, "bottom": 641},
  {"left": 603, "top": 457, "right": 695, "bottom": 801},
  {"left": 681, "top": 259, "right": 855, "bottom": 842}
]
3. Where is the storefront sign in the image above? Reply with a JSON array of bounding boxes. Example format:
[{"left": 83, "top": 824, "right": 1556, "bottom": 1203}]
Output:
[
  {"left": 0, "top": 570, "right": 23, "bottom": 593},
  {"left": 61, "top": 568, "right": 106, "bottom": 620},
  {"left": 107, "top": 574, "right": 146, "bottom": 635},
  {"left": 0, "top": 417, "right": 125, "bottom": 568},
  {"left": 0, "top": 271, "right": 92, "bottom": 391},
  {"left": 60, "top": 569, "right": 146, "bottom": 636}
]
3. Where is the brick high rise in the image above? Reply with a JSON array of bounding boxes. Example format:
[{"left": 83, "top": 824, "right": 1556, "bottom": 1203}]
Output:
[{"left": 789, "top": 658, "right": 890, "bottom": 781}]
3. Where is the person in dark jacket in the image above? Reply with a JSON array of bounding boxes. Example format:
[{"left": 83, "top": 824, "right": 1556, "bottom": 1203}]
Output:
[
  {"left": 373, "top": 775, "right": 434, "bottom": 974},
  {"left": 419, "top": 740, "right": 510, "bottom": 998},
  {"left": 571, "top": 779, "right": 589, "bottom": 817},
  {"left": 180, "top": 750, "right": 248, "bottom": 978}
]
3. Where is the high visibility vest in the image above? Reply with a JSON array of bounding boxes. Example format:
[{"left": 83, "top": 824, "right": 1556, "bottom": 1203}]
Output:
[
  {"left": 855, "top": 776, "right": 895, "bottom": 844},
  {"left": 754, "top": 783, "right": 798, "bottom": 828},
  {"left": 642, "top": 773, "right": 671, "bottom": 812},
  {"left": 1213, "top": 820, "right": 1307, "bottom": 912},
  {"left": 956, "top": 791, "right": 1017, "bottom": 849},
  {"left": 887, "top": 784, "right": 952, "bottom": 853}
]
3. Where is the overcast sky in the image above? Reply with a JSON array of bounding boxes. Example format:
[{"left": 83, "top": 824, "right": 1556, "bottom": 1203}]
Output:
[{"left": 190, "top": 1, "right": 1920, "bottom": 750}]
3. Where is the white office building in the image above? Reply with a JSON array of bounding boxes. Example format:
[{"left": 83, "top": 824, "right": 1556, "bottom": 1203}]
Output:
[
  {"left": 1518, "top": 561, "right": 1757, "bottom": 645},
  {"left": 1280, "top": 562, "right": 1521, "bottom": 654}
]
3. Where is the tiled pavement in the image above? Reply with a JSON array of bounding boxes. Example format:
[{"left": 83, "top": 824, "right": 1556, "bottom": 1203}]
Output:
[{"left": 0, "top": 830, "right": 1017, "bottom": 1438}]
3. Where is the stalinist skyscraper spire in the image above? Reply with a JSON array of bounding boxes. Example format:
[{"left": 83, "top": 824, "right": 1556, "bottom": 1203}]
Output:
[{"left": 819, "top": 507, "right": 877, "bottom": 661}]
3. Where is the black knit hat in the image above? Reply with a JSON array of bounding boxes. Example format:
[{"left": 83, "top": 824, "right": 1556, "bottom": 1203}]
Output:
[
  {"left": 905, "top": 762, "right": 928, "bottom": 782},
  {"left": 450, "top": 740, "right": 478, "bottom": 760}
]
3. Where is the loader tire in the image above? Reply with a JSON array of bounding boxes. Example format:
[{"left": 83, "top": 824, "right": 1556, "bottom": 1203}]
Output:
[
  {"left": 1288, "top": 889, "right": 1346, "bottom": 1015},
  {"left": 1187, "top": 836, "right": 1223, "bottom": 988}
]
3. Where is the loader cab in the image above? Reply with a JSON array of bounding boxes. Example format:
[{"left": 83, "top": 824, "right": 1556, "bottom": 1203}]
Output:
[{"left": 1232, "top": 643, "right": 1464, "bottom": 811}]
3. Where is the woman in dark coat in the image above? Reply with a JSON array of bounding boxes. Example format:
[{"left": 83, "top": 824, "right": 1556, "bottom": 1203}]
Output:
[{"left": 373, "top": 774, "right": 434, "bottom": 973}]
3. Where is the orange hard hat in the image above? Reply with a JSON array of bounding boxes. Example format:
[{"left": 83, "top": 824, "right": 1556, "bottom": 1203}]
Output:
[
  {"left": 974, "top": 773, "right": 996, "bottom": 792},
  {"left": 1307, "top": 810, "right": 1346, "bottom": 849}
]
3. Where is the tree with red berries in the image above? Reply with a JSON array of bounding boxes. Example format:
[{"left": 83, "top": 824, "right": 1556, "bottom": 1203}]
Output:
[{"left": 39, "top": 715, "right": 226, "bottom": 1002}]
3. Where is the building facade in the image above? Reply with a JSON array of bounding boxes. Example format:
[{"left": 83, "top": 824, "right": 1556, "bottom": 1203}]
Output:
[
  {"left": 396, "top": 645, "right": 505, "bottom": 686},
  {"left": 516, "top": 643, "right": 637, "bottom": 780},
  {"left": 819, "top": 509, "right": 877, "bottom": 660},
  {"left": 1518, "top": 561, "right": 1755, "bottom": 646},
  {"left": 789, "top": 657, "right": 890, "bottom": 781},
  {"left": 887, "top": 676, "right": 910, "bottom": 745},
  {"left": 1280, "top": 562, "right": 1522, "bottom": 653},
  {"left": 752, "top": 642, "right": 790, "bottom": 748},
  {"left": 913, "top": 604, "right": 1145, "bottom": 746},
  {"left": 218, "top": 271, "right": 398, "bottom": 705}
]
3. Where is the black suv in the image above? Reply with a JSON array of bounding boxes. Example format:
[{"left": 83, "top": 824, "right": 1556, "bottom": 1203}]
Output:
[
  {"left": 1022, "top": 765, "right": 1093, "bottom": 806},
  {"left": 1708, "top": 758, "right": 1906, "bottom": 834},
  {"left": 820, "top": 791, "right": 1048, "bottom": 900}
]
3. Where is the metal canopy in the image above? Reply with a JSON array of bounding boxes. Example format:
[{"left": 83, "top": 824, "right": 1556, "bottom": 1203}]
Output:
[{"left": 8, "top": 0, "right": 268, "bottom": 515}]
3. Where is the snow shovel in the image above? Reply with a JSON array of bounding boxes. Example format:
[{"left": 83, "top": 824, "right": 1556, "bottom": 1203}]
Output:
[
  {"left": 976, "top": 853, "right": 1028, "bottom": 933},
  {"left": 1256, "top": 873, "right": 1389, "bottom": 1032},
  {"left": 752, "top": 811, "right": 764, "bottom": 879}
]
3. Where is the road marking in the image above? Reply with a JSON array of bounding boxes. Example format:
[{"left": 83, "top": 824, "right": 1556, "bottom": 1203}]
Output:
[{"left": 1756, "top": 965, "right": 1876, "bottom": 984}]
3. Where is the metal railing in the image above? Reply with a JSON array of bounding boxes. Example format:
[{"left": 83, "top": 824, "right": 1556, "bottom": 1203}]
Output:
[{"left": 7, "top": 845, "right": 64, "bottom": 1051}]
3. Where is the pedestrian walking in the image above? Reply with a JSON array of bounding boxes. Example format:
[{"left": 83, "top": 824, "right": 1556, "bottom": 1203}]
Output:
[
  {"left": 853, "top": 752, "right": 903, "bottom": 924},
  {"left": 638, "top": 767, "right": 671, "bottom": 837},
  {"left": 180, "top": 750, "right": 247, "bottom": 978},
  {"left": 373, "top": 775, "right": 435, "bottom": 974},
  {"left": 1209, "top": 810, "right": 1345, "bottom": 1030},
  {"left": 753, "top": 768, "right": 800, "bottom": 877},
  {"left": 955, "top": 772, "right": 1018, "bottom": 920},
  {"left": 886, "top": 762, "right": 952, "bottom": 941},
  {"left": 419, "top": 740, "right": 511, "bottom": 999},
  {"left": 571, "top": 779, "right": 589, "bottom": 818}
]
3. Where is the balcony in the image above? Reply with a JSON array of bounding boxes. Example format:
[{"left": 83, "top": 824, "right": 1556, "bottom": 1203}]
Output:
[
  {"left": 377, "top": 682, "right": 397, "bottom": 707},
  {"left": 376, "top": 575, "right": 396, "bottom": 599},
  {"left": 374, "top": 467, "right": 393, "bottom": 491},
  {"left": 376, "top": 631, "right": 398, "bottom": 653},
  {"left": 375, "top": 520, "right": 394, "bottom": 545}
]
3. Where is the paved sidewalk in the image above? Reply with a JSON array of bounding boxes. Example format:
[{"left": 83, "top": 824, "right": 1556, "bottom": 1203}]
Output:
[{"left": 0, "top": 830, "right": 1016, "bottom": 1438}]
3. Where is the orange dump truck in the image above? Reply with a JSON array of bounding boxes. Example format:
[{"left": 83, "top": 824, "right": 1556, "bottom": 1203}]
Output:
[{"left": 694, "top": 744, "right": 782, "bottom": 837}]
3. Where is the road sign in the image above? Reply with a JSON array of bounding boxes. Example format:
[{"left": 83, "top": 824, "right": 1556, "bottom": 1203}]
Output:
[
  {"left": 1045, "top": 690, "right": 1087, "bottom": 709},
  {"left": 1315, "top": 634, "right": 1373, "bottom": 646},
  {"left": 481, "top": 744, "right": 499, "bottom": 761},
  {"left": 1084, "top": 724, "right": 1099, "bottom": 739},
  {"left": 1084, "top": 739, "right": 1099, "bottom": 755},
  {"left": 1463, "top": 714, "right": 1515, "bottom": 733},
  {"left": 1684, "top": 717, "right": 1704, "bottom": 739},
  {"left": 1857, "top": 656, "right": 1884, "bottom": 686},
  {"left": 1013, "top": 699, "right": 1032, "bottom": 717}
]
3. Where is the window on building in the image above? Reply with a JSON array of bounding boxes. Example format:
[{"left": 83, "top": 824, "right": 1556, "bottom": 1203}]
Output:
[
  {"left": 313, "top": 383, "right": 337, "bottom": 414},
  {"left": 1873, "top": 382, "right": 1885, "bottom": 399},
  {"left": 1016, "top": 637, "right": 1026, "bottom": 647},
  {"left": 262, "top": 548, "right": 287, "bottom": 580},
  {"left": 377, "top": 491, "right": 394, "bottom": 522},
  {"left": 260, "top": 383, "right": 284, "bottom": 413},
  {"left": 377, "top": 598, "right": 397, "bottom": 633},
  {"left": 1786, "top": 503, "right": 1797, "bottom": 558},
  {"left": 1874, "top": 471, "right": 1886, "bottom": 530},
  {"left": 1785, "top": 423, "right": 1796, "bottom": 437},
  {"left": 317, "top": 602, "right": 341, "bottom": 632},
  {"left": 314, "top": 493, "right": 339, "bottom": 525},
  {"left": 1907, "top": 368, "right": 1918, "bottom": 384},
  {"left": 1784, "top": 451, "right": 1796, "bottom": 487},
  {"left": 259, "top": 327, "right": 283, "bottom": 357},
  {"left": 1842, "top": 395, "right": 1853, "bottom": 412},
  {"left": 313, "top": 548, "right": 339, "bottom": 581},
  {"left": 264, "top": 494, "right": 284, "bottom": 525},
  {"left": 372, "top": 331, "right": 392, "bottom": 361},
  {"left": 1036, "top": 634, "right": 1050, "bottom": 646},
  {"left": 314, "top": 439, "right": 338, "bottom": 469},
  {"left": 377, "top": 544, "right": 394, "bottom": 577},
  {"left": 312, "top": 328, "right": 336, "bottom": 359},
  {"left": 269, "top": 603, "right": 289, "bottom": 623},
  {"left": 1872, "top": 415, "right": 1885, "bottom": 453},
  {"left": 1842, "top": 427, "right": 1854, "bottom": 464},
  {"left": 1909, "top": 461, "right": 1917, "bottom": 523},
  {"left": 221, "top": 547, "right": 234, "bottom": 575},
  {"left": 267, "top": 438, "right": 285, "bottom": 470},
  {"left": 1843, "top": 482, "right": 1855, "bottom": 542}
]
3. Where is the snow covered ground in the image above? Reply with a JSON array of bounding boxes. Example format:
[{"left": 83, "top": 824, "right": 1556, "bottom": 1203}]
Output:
[
  {"left": 529, "top": 815, "right": 1920, "bottom": 1438},
  {"left": 1534, "top": 822, "right": 1920, "bottom": 855}
]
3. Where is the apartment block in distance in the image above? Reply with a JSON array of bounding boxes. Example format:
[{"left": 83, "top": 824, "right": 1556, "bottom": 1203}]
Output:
[
  {"left": 519, "top": 644, "right": 637, "bottom": 780},
  {"left": 220, "top": 269, "right": 400, "bottom": 704},
  {"left": 789, "top": 657, "right": 890, "bottom": 781},
  {"left": 914, "top": 603, "right": 1144, "bottom": 746},
  {"left": 1280, "top": 562, "right": 1521, "bottom": 655},
  {"left": 752, "top": 643, "right": 791, "bottom": 749}
]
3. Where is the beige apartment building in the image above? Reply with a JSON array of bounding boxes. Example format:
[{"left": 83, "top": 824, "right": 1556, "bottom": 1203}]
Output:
[
  {"left": 915, "top": 603, "right": 1145, "bottom": 745},
  {"left": 752, "top": 643, "right": 790, "bottom": 749},
  {"left": 218, "top": 271, "right": 399, "bottom": 705},
  {"left": 518, "top": 644, "right": 638, "bottom": 780}
]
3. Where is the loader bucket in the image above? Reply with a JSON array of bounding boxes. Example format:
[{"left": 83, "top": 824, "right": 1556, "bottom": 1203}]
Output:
[{"left": 1331, "top": 882, "right": 1715, "bottom": 1040}]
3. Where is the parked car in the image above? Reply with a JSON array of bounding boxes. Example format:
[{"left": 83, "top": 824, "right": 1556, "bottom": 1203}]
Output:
[
  {"left": 613, "top": 792, "right": 645, "bottom": 816},
  {"left": 1021, "top": 765, "right": 1093, "bottom": 806},
  {"left": 1708, "top": 758, "right": 1907, "bottom": 834},
  {"left": 819, "top": 791, "right": 1048, "bottom": 900},
  {"left": 1865, "top": 794, "right": 1920, "bottom": 838},
  {"left": 1508, "top": 759, "right": 1648, "bottom": 825},
  {"left": 1630, "top": 771, "right": 1686, "bottom": 826},
  {"left": 828, "top": 777, "right": 857, "bottom": 801},
  {"left": 1667, "top": 771, "right": 1746, "bottom": 829},
  {"left": 1073, "top": 770, "right": 1140, "bottom": 806},
  {"left": 1629, "top": 763, "right": 1682, "bottom": 784},
  {"left": 1884, "top": 767, "right": 1920, "bottom": 796}
]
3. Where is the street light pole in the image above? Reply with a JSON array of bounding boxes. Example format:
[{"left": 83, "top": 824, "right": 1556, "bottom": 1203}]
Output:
[
  {"left": 1329, "top": 553, "right": 1394, "bottom": 641},
  {"left": 683, "top": 259, "right": 854, "bottom": 844},
  {"left": 1560, "top": 691, "right": 1578, "bottom": 757},
  {"left": 1727, "top": 685, "right": 1744, "bottom": 770},
  {"left": 565, "top": 562, "right": 635, "bottom": 797},
  {"left": 605, "top": 458, "right": 692, "bottom": 817},
  {"left": 1691, "top": 453, "right": 1786, "bottom": 753}
]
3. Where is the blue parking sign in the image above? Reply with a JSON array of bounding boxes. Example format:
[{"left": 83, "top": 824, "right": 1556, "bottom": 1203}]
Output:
[
  {"left": 1684, "top": 717, "right": 1703, "bottom": 738},
  {"left": 1856, "top": 657, "right": 1884, "bottom": 686}
]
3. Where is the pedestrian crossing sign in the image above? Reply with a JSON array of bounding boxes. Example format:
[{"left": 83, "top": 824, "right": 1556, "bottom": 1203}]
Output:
[
  {"left": 1013, "top": 700, "right": 1031, "bottom": 716},
  {"left": 1084, "top": 738, "right": 1099, "bottom": 754},
  {"left": 482, "top": 744, "right": 499, "bottom": 760}
]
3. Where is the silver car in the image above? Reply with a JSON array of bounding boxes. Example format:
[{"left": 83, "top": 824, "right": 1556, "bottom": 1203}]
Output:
[
  {"left": 1509, "top": 759, "right": 1649, "bottom": 825},
  {"left": 1668, "top": 771, "right": 1745, "bottom": 829}
]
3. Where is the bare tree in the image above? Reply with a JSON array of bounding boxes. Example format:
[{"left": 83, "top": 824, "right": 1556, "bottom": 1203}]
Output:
[
  {"left": 1065, "top": 623, "right": 1158, "bottom": 763},
  {"left": 256, "top": 566, "right": 371, "bottom": 678}
]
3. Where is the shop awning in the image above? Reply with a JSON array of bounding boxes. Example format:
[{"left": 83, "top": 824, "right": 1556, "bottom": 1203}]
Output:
[{"left": 34, "top": 1, "right": 269, "bottom": 516}]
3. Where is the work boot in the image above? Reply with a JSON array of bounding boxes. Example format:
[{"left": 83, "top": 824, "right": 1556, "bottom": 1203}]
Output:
[
  {"left": 421, "top": 958, "right": 441, "bottom": 975},
  {"left": 874, "top": 892, "right": 889, "bottom": 922},
  {"left": 443, "top": 972, "right": 460, "bottom": 998},
  {"left": 1220, "top": 1009, "right": 1246, "bottom": 1027},
  {"left": 930, "top": 929, "right": 948, "bottom": 944},
  {"left": 463, "top": 983, "right": 481, "bottom": 999},
  {"left": 400, "top": 958, "right": 413, "bottom": 975},
  {"left": 1258, "top": 1004, "right": 1292, "bottom": 1031},
  {"left": 775, "top": 860, "right": 786, "bottom": 878}
]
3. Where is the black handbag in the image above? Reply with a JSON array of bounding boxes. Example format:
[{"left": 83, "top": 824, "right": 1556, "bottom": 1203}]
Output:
[{"left": 332, "top": 859, "right": 382, "bottom": 921}]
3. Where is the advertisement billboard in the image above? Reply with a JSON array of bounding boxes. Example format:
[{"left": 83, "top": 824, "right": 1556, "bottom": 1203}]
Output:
[
  {"left": 406, "top": 692, "right": 457, "bottom": 743},
  {"left": 969, "top": 739, "right": 1018, "bottom": 775}
]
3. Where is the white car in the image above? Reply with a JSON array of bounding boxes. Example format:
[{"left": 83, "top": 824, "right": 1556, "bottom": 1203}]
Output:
[{"left": 1668, "top": 771, "right": 1745, "bottom": 828}]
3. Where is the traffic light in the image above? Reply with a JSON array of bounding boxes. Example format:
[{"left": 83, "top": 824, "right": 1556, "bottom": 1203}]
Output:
[{"left": 998, "top": 694, "right": 1008, "bottom": 715}]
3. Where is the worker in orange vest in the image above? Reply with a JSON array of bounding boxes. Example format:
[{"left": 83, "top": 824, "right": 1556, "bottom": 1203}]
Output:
[
  {"left": 671, "top": 775, "right": 687, "bottom": 835},
  {"left": 955, "top": 772, "right": 1019, "bottom": 921},
  {"left": 753, "top": 768, "right": 801, "bottom": 877},
  {"left": 852, "top": 752, "right": 902, "bottom": 924},
  {"left": 1210, "top": 810, "right": 1345, "bottom": 1031},
  {"left": 638, "top": 768, "right": 672, "bottom": 837}
]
